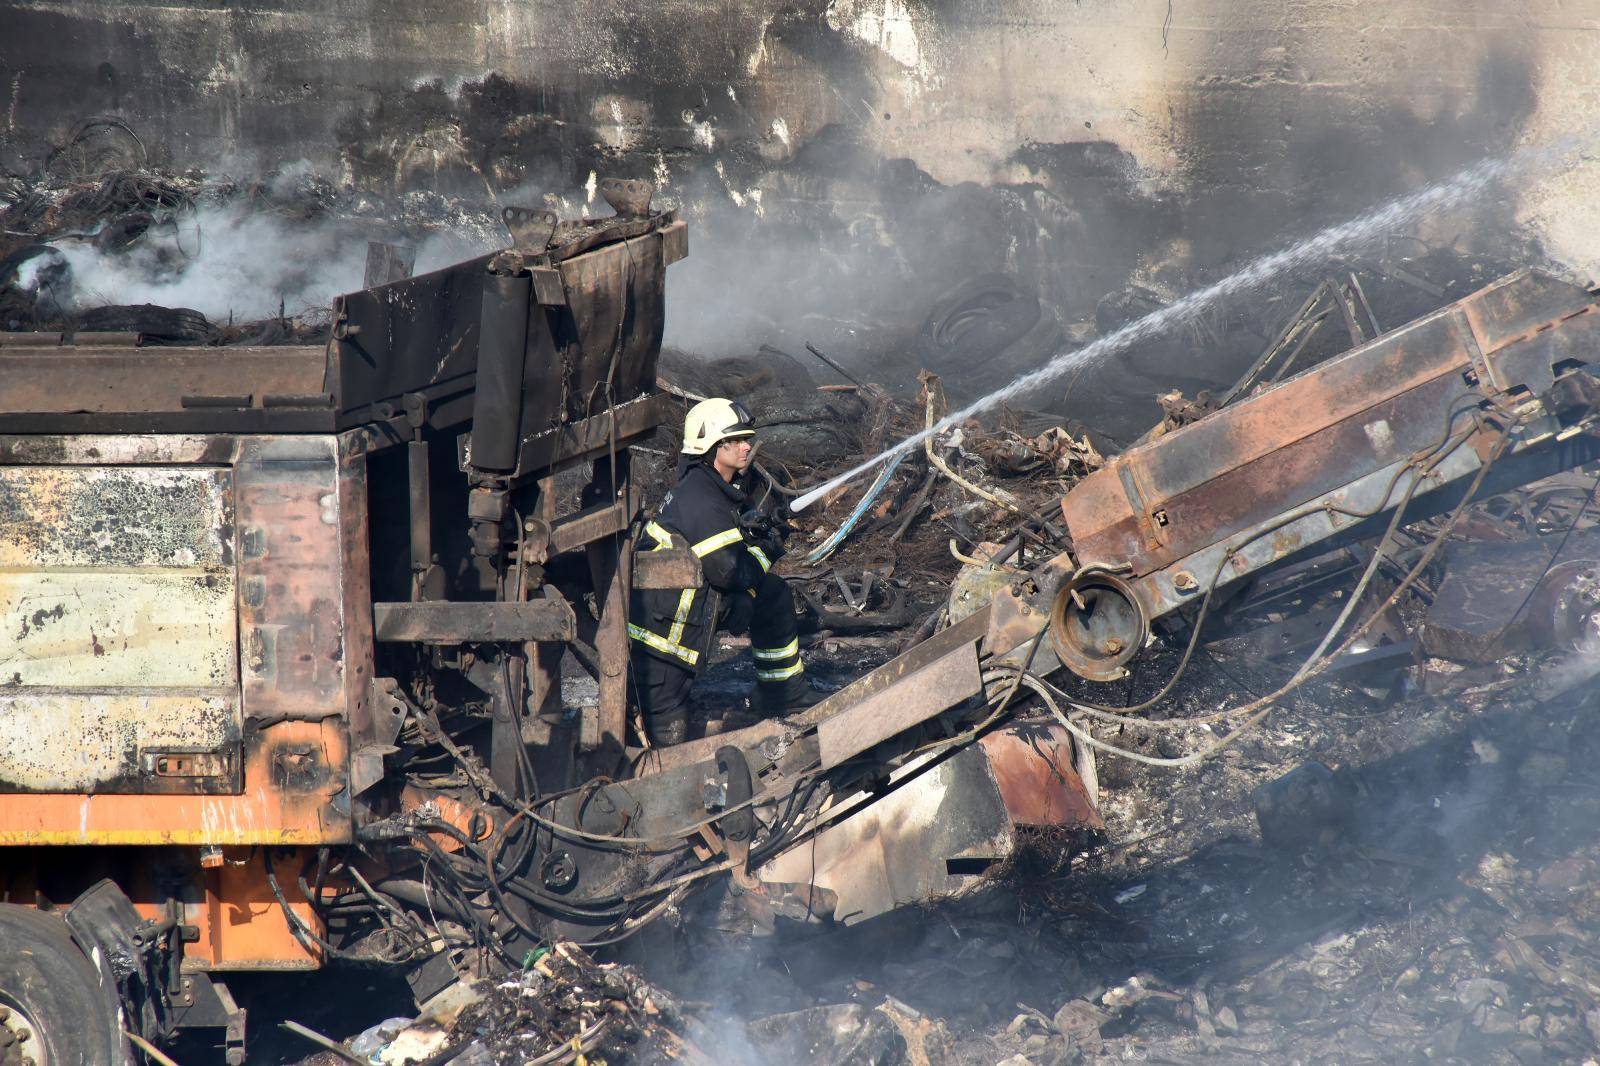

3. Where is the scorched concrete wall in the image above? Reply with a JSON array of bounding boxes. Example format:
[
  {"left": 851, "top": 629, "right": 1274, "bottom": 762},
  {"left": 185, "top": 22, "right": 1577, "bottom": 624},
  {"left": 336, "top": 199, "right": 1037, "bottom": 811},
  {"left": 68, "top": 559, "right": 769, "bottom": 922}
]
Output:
[{"left": 4, "top": 0, "right": 1598, "bottom": 397}]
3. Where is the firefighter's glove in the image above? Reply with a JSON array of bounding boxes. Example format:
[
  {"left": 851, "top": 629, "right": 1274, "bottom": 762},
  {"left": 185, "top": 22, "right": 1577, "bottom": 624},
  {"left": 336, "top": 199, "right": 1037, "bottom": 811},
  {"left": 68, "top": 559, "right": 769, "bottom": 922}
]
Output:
[
  {"left": 739, "top": 508, "right": 793, "bottom": 542},
  {"left": 739, "top": 509, "right": 788, "bottom": 562}
]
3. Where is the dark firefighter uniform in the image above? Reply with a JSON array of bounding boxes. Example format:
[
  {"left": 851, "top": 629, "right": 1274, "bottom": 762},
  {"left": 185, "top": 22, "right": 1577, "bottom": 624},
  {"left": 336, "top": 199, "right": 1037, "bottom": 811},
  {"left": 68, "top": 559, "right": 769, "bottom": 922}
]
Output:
[{"left": 628, "top": 460, "right": 804, "bottom": 745}]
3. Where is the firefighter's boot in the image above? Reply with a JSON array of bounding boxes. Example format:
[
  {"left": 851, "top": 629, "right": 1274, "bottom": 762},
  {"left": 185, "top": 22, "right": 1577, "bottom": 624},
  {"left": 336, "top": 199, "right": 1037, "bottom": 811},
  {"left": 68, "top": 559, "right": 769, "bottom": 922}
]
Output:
[{"left": 751, "top": 672, "right": 826, "bottom": 717}]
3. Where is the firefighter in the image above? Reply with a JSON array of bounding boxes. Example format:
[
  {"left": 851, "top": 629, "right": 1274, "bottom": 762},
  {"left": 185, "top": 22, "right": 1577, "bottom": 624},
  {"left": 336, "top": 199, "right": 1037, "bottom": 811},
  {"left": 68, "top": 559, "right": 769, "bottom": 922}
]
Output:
[{"left": 628, "top": 397, "right": 817, "bottom": 745}]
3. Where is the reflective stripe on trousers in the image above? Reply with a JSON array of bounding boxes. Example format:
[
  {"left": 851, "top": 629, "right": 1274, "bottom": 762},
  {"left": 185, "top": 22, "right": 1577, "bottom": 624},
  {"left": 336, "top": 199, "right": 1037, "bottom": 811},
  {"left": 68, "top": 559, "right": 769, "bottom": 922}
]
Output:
[{"left": 627, "top": 623, "right": 700, "bottom": 666}]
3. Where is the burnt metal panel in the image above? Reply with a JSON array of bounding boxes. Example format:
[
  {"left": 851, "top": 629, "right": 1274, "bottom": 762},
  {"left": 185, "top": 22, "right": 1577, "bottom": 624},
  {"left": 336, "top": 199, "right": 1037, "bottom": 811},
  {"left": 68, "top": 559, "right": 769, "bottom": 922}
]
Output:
[
  {"left": 0, "top": 346, "right": 327, "bottom": 418},
  {"left": 332, "top": 214, "right": 679, "bottom": 435},
  {"left": 1063, "top": 271, "right": 1600, "bottom": 578},
  {"left": 330, "top": 255, "right": 487, "bottom": 420},
  {"left": 817, "top": 639, "right": 982, "bottom": 770},
  {"left": 234, "top": 437, "right": 352, "bottom": 733},
  {"left": 0, "top": 718, "right": 349, "bottom": 845},
  {"left": 0, "top": 463, "right": 242, "bottom": 794},
  {"left": 549, "top": 226, "right": 670, "bottom": 425},
  {"left": 372, "top": 600, "right": 577, "bottom": 643},
  {"left": 756, "top": 743, "right": 1015, "bottom": 924},
  {"left": 0, "top": 435, "right": 241, "bottom": 465},
  {"left": 0, "top": 694, "right": 241, "bottom": 795},
  {"left": 1459, "top": 268, "right": 1598, "bottom": 359},
  {"left": 336, "top": 434, "right": 380, "bottom": 755},
  {"left": 978, "top": 722, "right": 1102, "bottom": 830},
  {"left": 756, "top": 721, "right": 1098, "bottom": 926},
  {"left": 0, "top": 433, "right": 353, "bottom": 841},
  {"left": 462, "top": 392, "right": 673, "bottom": 480},
  {"left": 548, "top": 496, "right": 631, "bottom": 556}
]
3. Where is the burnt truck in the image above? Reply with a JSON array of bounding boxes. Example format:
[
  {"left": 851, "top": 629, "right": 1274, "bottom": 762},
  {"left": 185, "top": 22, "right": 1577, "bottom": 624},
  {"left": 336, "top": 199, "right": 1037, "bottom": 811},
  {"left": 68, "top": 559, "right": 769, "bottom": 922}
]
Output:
[
  {"left": 6, "top": 175, "right": 1600, "bottom": 1062},
  {"left": 0, "top": 187, "right": 1099, "bottom": 1064}
]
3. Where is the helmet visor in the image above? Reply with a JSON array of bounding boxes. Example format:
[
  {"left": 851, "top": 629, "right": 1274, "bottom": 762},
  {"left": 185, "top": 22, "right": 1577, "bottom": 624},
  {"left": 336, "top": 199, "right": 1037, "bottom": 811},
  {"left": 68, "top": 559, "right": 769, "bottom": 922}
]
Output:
[{"left": 720, "top": 400, "right": 756, "bottom": 440}]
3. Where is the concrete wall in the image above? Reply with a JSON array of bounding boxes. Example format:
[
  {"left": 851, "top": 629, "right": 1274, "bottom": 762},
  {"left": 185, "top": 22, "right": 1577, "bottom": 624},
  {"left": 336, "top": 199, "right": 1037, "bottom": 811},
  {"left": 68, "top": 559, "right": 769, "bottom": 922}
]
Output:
[{"left": 5, "top": 0, "right": 1599, "bottom": 413}]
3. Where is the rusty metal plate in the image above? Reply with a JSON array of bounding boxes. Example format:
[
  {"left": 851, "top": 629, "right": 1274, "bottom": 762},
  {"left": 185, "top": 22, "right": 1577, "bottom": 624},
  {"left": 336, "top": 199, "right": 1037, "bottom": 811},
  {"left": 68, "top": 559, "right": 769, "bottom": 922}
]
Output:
[
  {"left": 548, "top": 496, "right": 631, "bottom": 555},
  {"left": 757, "top": 742, "right": 1015, "bottom": 925},
  {"left": 493, "top": 392, "right": 672, "bottom": 479},
  {"left": 1062, "top": 271, "right": 1600, "bottom": 580},
  {"left": 235, "top": 438, "right": 351, "bottom": 720},
  {"left": 978, "top": 722, "right": 1102, "bottom": 830},
  {"left": 0, "top": 346, "right": 326, "bottom": 416},
  {"left": 817, "top": 637, "right": 982, "bottom": 770},
  {"left": 373, "top": 600, "right": 577, "bottom": 643}
]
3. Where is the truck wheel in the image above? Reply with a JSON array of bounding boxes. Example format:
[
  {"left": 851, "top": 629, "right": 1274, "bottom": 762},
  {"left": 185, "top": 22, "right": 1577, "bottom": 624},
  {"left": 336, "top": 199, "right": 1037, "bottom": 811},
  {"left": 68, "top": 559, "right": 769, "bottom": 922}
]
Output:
[{"left": 0, "top": 904, "right": 127, "bottom": 1066}]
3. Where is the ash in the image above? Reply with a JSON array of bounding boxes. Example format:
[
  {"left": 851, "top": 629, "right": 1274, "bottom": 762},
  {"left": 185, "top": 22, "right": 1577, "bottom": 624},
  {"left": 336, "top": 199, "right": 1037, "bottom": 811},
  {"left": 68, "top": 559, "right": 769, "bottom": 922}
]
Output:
[{"left": 581, "top": 645, "right": 1598, "bottom": 1065}]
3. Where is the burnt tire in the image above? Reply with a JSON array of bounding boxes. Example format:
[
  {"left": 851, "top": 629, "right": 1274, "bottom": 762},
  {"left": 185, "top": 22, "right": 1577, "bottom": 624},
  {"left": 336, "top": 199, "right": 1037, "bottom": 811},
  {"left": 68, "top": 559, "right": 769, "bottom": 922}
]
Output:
[
  {"left": 76, "top": 303, "right": 213, "bottom": 345},
  {"left": 0, "top": 904, "right": 127, "bottom": 1066}
]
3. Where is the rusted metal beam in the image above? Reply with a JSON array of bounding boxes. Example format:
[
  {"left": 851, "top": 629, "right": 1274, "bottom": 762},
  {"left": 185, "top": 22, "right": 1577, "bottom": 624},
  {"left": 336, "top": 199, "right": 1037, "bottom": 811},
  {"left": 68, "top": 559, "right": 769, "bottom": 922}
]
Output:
[
  {"left": 580, "top": 457, "right": 632, "bottom": 757},
  {"left": 373, "top": 600, "right": 576, "bottom": 643},
  {"left": 0, "top": 346, "right": 327, "bottom": 415},
  {"left": 486, "top": 393, "right": 673, "bottom": 479},
  {"left": 817, "top": 638, "right": 983, "bottom": 769},
  {"left": 549, "top": 495, "right": 632, "bottom": 556},
  {"left": 1057, "top": 271, "right": 1600, "bottom": 682}
]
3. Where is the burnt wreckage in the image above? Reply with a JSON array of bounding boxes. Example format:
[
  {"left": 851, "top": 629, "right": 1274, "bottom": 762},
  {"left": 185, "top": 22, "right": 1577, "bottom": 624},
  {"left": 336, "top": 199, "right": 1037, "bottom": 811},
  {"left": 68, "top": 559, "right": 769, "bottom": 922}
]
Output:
[{"left": 4, "top": 177, "right": 1600, "bottom": 1061}]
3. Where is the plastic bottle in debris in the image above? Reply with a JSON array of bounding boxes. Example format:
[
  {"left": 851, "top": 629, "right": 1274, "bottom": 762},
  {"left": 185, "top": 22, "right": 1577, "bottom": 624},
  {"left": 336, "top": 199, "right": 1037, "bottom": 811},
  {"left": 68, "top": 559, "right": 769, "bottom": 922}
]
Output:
[{"left": 348, "top": 1017, "right": 413, "bottom": 1062}]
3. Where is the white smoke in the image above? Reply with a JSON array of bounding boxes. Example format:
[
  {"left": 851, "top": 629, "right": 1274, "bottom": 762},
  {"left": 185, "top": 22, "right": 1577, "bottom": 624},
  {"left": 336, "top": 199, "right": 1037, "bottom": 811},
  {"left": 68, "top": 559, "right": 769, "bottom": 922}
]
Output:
[{"left": 44, "top": 201, "right": 369, "bottom": 320}]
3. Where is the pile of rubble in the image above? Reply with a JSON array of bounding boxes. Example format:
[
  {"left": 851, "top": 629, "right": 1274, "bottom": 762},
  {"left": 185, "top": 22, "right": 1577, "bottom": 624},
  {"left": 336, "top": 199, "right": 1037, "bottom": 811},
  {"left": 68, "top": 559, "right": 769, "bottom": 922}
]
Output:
[
  {"left": 0, "top": 151, "right": 503, "bottom": 340},
  {"left": 16, "top": 145, "right": 1599, "bottom": 1066},
  {"left": 622, "top": 278, "right": 1600, "bottom": 1064},
  {"left": 574, "top": 556, "right": 1599, "bottom": 1066}
]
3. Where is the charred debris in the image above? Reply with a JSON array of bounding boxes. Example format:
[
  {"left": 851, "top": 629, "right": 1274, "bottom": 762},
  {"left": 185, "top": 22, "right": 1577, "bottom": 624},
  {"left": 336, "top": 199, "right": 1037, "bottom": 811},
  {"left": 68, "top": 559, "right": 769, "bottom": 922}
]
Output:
[{"left": 6, "top": 157, "right": 1600, "bottom": 1066}]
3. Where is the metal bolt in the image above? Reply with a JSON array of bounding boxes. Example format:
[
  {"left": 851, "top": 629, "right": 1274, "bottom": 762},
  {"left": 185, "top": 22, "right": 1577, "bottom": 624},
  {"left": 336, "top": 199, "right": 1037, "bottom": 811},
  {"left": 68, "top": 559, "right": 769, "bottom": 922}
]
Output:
[
  {"left": 1173, "top": 570, "right": 1197, "bottom": 592},
  {"left": 1101, "top": 638, "right": 1124, "bottom": 654}
]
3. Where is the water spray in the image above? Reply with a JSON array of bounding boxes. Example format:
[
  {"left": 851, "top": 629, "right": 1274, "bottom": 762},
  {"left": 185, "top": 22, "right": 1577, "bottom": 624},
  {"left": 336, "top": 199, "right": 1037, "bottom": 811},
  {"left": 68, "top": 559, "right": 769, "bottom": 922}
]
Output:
[{"left": 790, "top": 134, "right": 1592, "bottom": 513}]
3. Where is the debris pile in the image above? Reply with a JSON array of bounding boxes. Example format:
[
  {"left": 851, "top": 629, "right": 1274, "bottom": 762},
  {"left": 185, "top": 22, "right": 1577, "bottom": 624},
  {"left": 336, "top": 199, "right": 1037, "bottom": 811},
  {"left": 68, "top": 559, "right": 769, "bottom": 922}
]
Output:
[
  {"left": 628, "top": 270, "right": 1600, "bottom": 1064},
  {"left": 443, "top": 943, "right": 696, "bottom": 1065},
  {"left": 0, "top": 151, "right": 503, "bottom": 338}
]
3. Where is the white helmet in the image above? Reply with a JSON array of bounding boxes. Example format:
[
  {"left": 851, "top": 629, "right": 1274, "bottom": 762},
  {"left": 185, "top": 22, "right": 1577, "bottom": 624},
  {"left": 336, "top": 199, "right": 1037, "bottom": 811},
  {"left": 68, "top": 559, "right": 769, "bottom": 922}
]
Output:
[{"left": 682, "top": 397, "right": 755, "bottom": 455}]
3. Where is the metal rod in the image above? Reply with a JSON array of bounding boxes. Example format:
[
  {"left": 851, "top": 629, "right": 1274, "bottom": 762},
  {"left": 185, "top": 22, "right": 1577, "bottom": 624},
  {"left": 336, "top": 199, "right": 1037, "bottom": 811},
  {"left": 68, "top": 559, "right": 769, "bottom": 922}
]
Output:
[
  {"left": 801, "top": 342, "right": 872, "bottom": 392},
  {"left": 279, "top": 1020, "right": 367, "bottom": 1065}
]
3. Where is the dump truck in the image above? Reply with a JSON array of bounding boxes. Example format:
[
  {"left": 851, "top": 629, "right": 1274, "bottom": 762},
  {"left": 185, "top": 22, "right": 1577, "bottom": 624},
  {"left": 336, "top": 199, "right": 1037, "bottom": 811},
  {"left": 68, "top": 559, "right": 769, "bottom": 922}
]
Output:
[
  {"left": 0, "top": 185, "right": 1099, "bottom": 1063},
  {"left": 6, "top": 172, "right": 1600, "bottom": 1061}
]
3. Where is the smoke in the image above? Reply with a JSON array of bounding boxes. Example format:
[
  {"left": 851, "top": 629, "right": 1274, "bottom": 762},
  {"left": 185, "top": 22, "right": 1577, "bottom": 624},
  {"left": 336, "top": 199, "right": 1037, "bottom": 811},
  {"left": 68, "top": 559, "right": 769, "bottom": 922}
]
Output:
[
  {"left": 39, "top": 200, "right": 367, "bottom": 320},
  {"left": 790, "top": 130, "right": 1596, "bottom": 512}
]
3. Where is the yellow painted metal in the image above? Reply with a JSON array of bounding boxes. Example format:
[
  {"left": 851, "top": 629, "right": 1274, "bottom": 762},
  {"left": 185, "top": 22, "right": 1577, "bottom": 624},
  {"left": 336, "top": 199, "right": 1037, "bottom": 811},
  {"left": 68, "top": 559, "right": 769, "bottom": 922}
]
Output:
[
  {"left": 0, "top": 464, "right": 242, "bottom": 794},
  {"left": 1, "top": 572, "right": 237, "bottom": 686},
  {"left": 0, "top": 693, "right": 237, "bottom": 792}
]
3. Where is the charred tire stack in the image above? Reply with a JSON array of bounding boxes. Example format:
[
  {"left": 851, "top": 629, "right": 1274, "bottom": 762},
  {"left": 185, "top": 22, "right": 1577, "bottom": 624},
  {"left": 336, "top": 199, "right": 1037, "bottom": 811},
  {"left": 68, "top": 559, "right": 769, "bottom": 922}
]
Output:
[{"left": 0, "top": 904, "right": 127, "bottom": 1065}]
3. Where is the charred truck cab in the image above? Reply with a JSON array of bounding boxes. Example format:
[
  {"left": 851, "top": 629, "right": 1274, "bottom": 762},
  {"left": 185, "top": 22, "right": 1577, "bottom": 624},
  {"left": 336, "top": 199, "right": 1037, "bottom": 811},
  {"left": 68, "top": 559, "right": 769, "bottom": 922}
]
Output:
[{"left": 0, "top": 189, "right": 694, "bottom": 1061}]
